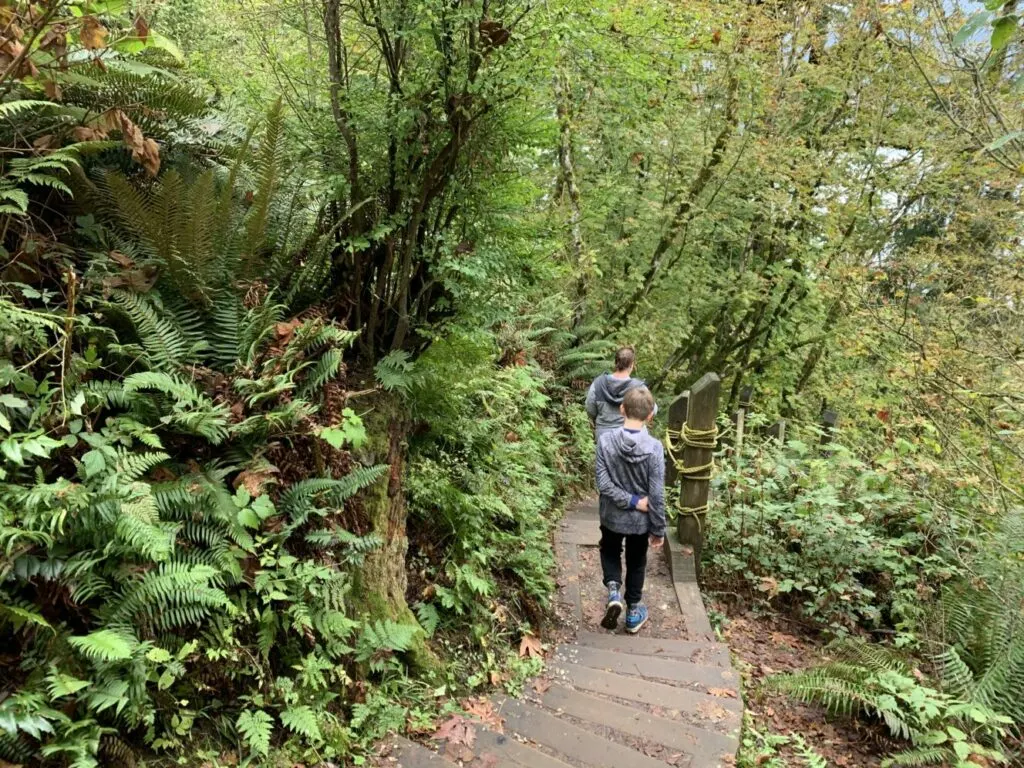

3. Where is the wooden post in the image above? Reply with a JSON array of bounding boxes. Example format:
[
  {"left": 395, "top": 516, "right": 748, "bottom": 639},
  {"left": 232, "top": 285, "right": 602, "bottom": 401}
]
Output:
[
  {"left": 820, "top": 408, "right": 838, "bottom": 456},
  {"left": 664, "top": 390, "right": 689, "bottom": 488},
  {"left": 734, "top": 386, "right": 753, "bottom": 465},
  {"left": 677, "top": 373, "right": 721, "bottom": 569}
]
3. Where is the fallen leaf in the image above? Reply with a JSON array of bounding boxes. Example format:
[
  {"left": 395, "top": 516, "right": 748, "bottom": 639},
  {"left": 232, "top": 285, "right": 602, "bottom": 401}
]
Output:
[
  {"left": 133, "top": 15, "right": 150, "bottom": 42},
  {"left": 518, "top": 633, "right": 543, "bottom": 659},
  {"left": 275, "top": 318, "right": 302, "bottom": 342},
  {"left": 462, "top": 697, "right": 502, "bottom": 731},
  {"left": 80, "top": 16, "right": 108, "bottom": 50},
  {"left": 109, "top": 250, "right": 134, "bottom": 268},
  {"left": 758, "top": 576, "right": 778, "bottom": 596},
  {"left": 234, "top": 468, "right": 276, "bottom": 496},
  {"left": 533, "top": 678, "right": 552, "bottom": 694},
  {"left": 708, "top": 687, "right": 738, "bottom": 699},
  {"left": 477, "top": 754, "right": 499, "bottom": 768},
  {"left": 433, "top": 715, "right": 475, "bottom": 748},
  {"left": 139, "top": 137, "right": 160, "bottom": 176},
  {"left": 72, "top": 125, "right": 108, "bottom": 142},
  {"left": 43, "top": 80, "right": 61, "bottom": 100}
]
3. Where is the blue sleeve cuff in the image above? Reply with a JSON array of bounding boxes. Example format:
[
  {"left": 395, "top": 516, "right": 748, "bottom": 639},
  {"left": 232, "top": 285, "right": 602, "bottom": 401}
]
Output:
[{"left": 629, "top": 494, "right": 640, "bottom": 509}]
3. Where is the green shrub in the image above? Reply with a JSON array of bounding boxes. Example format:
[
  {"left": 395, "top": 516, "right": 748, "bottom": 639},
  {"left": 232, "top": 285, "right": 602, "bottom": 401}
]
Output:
[{"left": 705, "top": 433, "right": 955, "bottom": 635}]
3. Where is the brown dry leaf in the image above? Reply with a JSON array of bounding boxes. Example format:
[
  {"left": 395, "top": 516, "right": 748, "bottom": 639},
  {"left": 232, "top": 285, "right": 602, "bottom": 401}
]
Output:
[
  {"left": 532, "top": 678, "right": 552, "bottom": 694},
  {"left": 708, "top": 687, "right": 738, "bottom": 699},
  {"left": 275, "top": 318, "right": 302, "bottom": 342},
  {"left": 696, "top": 701, "right": 730, "bottom": 722},
  {"left": 477, "top": 754, "right": 499, "bottom": 768},
  {"left": 39, "top": 24, "right": 67, "bottom": 53},
  {"left": 488, "top": 670, "right": 504, "bottom": 686},
  {"left": 518, "top": 633, "right": 543, "bottom": 659},
  {"left": 43, "top": 80, "right": 61, "bottom": 101},
  {"left": 80, "top": 16, "right": 108, "bottom": 50},
  {"left": 433, "top": 715, "right": 475, "bottom": 748},
  {"left": 133, "top": 15, "right": 150, "bottom": 42},
  {"left": 72, "top": 125, "right": 107, "bottom": 142},
  {"left": 446, "top": 744, "right": 475, "bottom": 763},
  {"left": 0, "top": 760, "right": 24, "bottom": 768},
  {"left": 139, "top": 137, "right": 160, "bottom": 176},
  {"left": 109, "top": 251, "right": 134, "bottom": 268},
  {"left": 32, "top": 134, "right": 56, "bottom": 150},
  {"left": 234, "top": 469, "right": 276, "bottom": 496},
  {"left": 462, "top": 697, "right": 502, "bottom": 731},
  {"left": 757, "top": 576, "right": 778, "bottom": 596}
]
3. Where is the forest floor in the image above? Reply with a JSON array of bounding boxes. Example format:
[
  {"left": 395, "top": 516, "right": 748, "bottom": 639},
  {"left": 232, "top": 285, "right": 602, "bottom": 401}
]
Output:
[{"left": 709, "top": 600, "right": 891, "bottom": 766}]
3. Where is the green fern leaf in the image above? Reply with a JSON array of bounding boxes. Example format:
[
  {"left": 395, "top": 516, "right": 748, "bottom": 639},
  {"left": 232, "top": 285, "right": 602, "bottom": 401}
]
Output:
[
  {"left": 69, "top": 630, "right": 137, "bottom": 662},
  {"left": 236, "top": 709, "right": 273, "bottom": 756},
  {"left": 280, "top": 705, "right": 322, "bottom": 742}
]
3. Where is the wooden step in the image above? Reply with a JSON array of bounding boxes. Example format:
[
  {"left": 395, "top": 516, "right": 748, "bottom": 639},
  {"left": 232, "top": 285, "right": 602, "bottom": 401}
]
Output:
[
  {"left": 472, "top": 725, "right": 575, "bottom": 768},
  {"left": 577, "top": 630, "right": 731, "bottom": 667},
  {"left": 554, "top": 519, "right": 600, "bottom": 546},
  {"left": 532, "top": 683, "right": 739, "bottom": 767},
  {"left": 549, "top": 662, "right": 742, "bottom": 733},
  {"left": 554, "top": 644, "right": 739, "bottom": 691},
  {"left": 385, "top": 736, "right": 458, "bottom": 767},
  {"left": 494, "top": 697, "right": 672, "bottom": 768}
]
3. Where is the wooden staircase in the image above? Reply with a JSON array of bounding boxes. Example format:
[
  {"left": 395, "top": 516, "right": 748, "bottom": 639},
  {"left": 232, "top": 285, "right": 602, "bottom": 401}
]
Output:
[{"left": 378, "top": 498, "right": 742, "bottom": 767}]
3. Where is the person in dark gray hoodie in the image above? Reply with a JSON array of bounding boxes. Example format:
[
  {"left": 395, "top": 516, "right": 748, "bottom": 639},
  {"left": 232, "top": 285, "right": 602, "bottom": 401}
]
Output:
[
  {"left": 595, "top": 386, "right": 666, "bottom": 634},
  {"left": 585, "top": 347, "right": 657, "bottom": 438}
]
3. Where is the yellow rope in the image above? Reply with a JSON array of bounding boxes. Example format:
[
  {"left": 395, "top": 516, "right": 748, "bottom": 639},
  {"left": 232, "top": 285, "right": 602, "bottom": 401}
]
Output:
[{"left": 664, "top": 423, "right": 719, "bottom": 517}]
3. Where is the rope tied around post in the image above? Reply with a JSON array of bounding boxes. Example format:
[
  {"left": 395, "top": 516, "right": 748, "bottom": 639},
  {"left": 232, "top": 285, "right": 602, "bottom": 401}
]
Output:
[{"left": 664, "top": 423, "right": 719, "bottom": 518}]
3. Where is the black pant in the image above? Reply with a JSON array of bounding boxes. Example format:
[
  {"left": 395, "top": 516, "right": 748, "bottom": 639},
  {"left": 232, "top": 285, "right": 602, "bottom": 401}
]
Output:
[{"left": 599, "top": 526, "right": 649, "bottom": 606}]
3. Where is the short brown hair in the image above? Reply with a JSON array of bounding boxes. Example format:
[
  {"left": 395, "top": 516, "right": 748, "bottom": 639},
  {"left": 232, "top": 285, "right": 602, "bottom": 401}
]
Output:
[
  {"left": 614, "top": 346, "right": 635, "bottom": 372},
  {"left": 622, "top": 386, "right": 655, "bottom": 420}
]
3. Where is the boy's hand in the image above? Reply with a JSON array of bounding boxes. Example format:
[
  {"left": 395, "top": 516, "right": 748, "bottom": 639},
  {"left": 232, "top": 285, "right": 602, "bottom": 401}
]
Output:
[
  {"left": 635, "top": 497, "right": 649, "bottom": 512},
  {"left": 649, "top": 534, "right": 664, "bottom": 549}
]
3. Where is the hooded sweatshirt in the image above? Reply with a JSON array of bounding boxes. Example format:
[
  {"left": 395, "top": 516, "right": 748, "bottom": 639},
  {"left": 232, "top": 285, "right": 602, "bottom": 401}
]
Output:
[
  {"left": 595, "top": 427, "right": 666, "bottom": 538},
  {"left": 585, "top": 373, "right": 657, "bottom": 436}
]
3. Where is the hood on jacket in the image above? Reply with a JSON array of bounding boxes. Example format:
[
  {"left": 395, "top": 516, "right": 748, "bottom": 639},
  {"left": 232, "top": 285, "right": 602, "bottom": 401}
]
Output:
[
  {"left": 592, "top": 373, "right": 646, "bottom": 407},
  {"left": 603, "top": 427, "right": 658, "bottom": 464}
]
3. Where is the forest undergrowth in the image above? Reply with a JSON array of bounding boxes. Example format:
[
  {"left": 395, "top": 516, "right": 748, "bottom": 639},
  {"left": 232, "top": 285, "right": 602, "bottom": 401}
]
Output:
[{"left": 2, "top": 0, "right": 1024, "bottom": 767}]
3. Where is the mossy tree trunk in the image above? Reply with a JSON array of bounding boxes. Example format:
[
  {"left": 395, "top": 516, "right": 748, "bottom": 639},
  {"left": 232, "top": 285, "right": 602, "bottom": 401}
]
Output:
[{"left": 355, "top": 391, "right": 438, "bottom": 673}]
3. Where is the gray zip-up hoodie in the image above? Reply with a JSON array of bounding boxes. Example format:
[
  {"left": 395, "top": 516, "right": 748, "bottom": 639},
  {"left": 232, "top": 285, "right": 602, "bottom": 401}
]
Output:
[
  {"left": 595, "top": 427, "right": 666, "bottom": 538},
  {"left": 585, "top": 373, "right": 657, "bottom": 436}
]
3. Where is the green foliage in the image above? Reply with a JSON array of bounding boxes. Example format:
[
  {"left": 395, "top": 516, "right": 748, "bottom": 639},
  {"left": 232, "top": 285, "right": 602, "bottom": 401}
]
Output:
[
  {"left": 0, "top": 105, "right": 390, "bottom": 766},
  {"left": 767, "top": 640, "right": 1013, "bottom": 767},
  {"left": 706, "top": 432, "right": 952, "bottom": 634}
]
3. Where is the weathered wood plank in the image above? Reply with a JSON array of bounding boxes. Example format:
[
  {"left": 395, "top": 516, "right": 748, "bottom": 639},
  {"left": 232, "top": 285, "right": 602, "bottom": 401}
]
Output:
[
  {"left": 494, "top": 698, "right": 671, "bottom": 768},
  {"left": 532, "top": 683, "right": 738, "bottom": 767},
  {"left": 548, "top": 662, "right": 742, "bottom": 727},
  {"left": 552, "top": 645, "right": 738, "bottom": 689},
  {"left": 576, "top": 630, "right": 731, "bottom": 666}
]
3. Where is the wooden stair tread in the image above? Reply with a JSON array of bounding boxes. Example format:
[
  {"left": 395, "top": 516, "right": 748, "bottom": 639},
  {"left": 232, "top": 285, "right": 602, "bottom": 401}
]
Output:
[
  {"left": 554, "top": 644, "right": 739, "bottom": 690},
  {"left": 549, "top": 661, "right": 742, "bottom": 732},
  {"left": 471, "top": 725, "right": 575, "bottom": 768},
  {"left": 577, "top": 631, "right": 731, "bottom": 667},
  {"left": 385, "top": 736, "right": 458, "bottom": 767},
  {"left": 532, "top": 683, "right": 739, "bottom": 766},
  {"left": 494, "top": 697, "right": 672, "bottom": 768}
]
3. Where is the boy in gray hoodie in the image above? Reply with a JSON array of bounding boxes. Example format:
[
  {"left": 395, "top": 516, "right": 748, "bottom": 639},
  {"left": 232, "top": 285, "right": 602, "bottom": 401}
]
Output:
[
  {"left": 585, "top": 347, "right": 657, "bottom": 438},
  {"left": 595, "top": 386, "right": 666, "bottom": 634}
]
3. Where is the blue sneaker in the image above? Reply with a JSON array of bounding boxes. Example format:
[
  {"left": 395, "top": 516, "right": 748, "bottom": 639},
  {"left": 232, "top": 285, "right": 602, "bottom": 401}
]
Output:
[
  {"left": 625, "top": 604, "right": 649, "bottom": 634},
  {"left": 601, "top": 582, "right": 625, "bottom": 630}
]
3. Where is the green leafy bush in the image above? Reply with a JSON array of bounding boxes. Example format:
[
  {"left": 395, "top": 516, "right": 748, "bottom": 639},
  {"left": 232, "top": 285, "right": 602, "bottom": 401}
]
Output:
[{"left": 705, "top": 433, "right": 954, "bottom": 634}]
